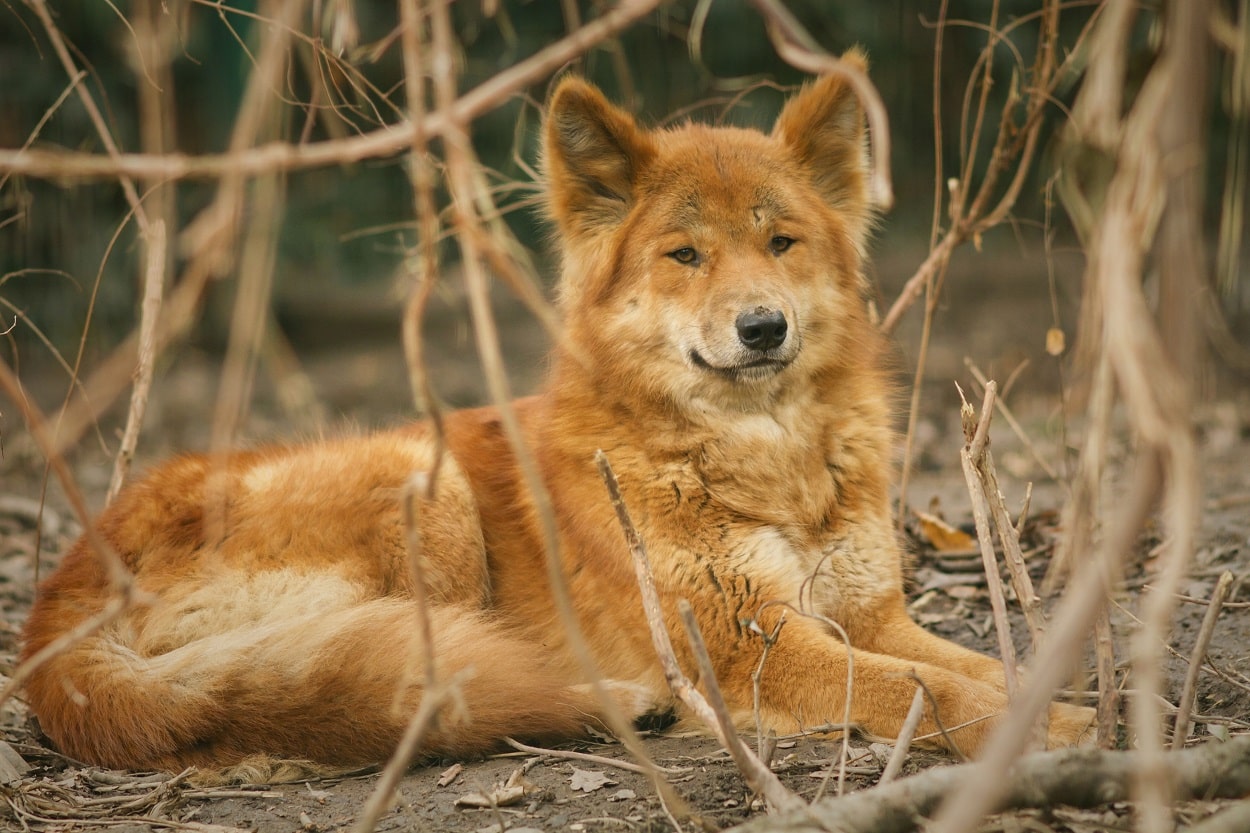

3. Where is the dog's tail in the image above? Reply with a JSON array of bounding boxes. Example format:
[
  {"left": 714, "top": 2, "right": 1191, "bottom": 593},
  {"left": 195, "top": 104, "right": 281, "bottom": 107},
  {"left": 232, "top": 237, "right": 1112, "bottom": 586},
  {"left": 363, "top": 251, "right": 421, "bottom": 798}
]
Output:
[{"left": 23, "top": 581, "right": 638, "bottom": 781}]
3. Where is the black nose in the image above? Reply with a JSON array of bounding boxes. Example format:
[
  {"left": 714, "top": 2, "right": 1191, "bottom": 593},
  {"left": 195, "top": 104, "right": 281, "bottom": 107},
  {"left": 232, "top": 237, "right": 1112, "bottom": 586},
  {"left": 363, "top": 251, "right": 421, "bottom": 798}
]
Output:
[{"left": 735, "top": 308, "right": 788, "bottom": 351}]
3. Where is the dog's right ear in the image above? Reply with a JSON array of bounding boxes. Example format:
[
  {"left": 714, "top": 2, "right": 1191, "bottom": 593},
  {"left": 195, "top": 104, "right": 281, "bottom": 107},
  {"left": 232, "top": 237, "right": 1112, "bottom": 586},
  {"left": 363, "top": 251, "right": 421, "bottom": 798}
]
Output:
[{"left": 542, "top": 77, "right": 654, "bottom": 240}]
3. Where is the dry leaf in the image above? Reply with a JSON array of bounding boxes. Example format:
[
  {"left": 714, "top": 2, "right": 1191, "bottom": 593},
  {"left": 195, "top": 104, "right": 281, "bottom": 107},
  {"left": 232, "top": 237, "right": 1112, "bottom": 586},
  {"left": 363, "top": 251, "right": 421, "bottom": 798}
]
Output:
[
  {"left": 608, "top": 789, "right": 637, "bottom": 802},
  {"left": 569, "top": 767, "right": 614, "bottom": 793},
  {"left": 1046, "top": 327, "right": 1066, "bottom": 356},
  {"left": 0, "top": 741, "right": 30, "bottom": 786},
  {"left": 914, "top": 510, "right": 976, "bottom": 552},
  {"left": 437, "top": 762, "right": 463, "bottom": 787}
]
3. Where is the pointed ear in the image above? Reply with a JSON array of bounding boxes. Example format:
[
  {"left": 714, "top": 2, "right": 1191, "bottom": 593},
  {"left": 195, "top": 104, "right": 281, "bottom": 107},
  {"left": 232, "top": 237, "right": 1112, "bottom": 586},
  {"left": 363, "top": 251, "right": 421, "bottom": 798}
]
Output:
[
  {"left": 772, "top": 51, "right": 873, "bottom": 246},
  {"left": 542, "top": 77, "right": 654, "bottom": 239}
]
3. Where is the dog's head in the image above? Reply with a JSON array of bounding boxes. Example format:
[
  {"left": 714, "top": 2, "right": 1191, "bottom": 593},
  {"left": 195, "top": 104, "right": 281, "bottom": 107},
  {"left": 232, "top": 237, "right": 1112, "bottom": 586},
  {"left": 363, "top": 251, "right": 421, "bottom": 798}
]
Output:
[{"left": 543, "top": 57, "right": 877, "bottom": 415}]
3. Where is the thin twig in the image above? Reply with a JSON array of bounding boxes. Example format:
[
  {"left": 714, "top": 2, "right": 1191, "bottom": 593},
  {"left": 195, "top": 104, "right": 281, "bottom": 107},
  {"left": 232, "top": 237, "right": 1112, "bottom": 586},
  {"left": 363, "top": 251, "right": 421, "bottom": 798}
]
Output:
[
  {"left": 926, "top": 458, "right": 1161, "bottom": 833},
  {"left": 596, "top": 451, "right": 802, "bottom": 813},
  {"left": 426, "top": 3, "right": 682, "bottom": 819},
  {"left": 965, "top": 358, "right": 1060, "bottom": 481},
  {"left": 677, "top": 600, "right": 804, "bottom": 811},
  {"left": 1172, "top": 571, "right": 1233, "bottom": 749},
  {"left": 745, "top": 0, "right": 893, "bottom": 210},
  {"left": 1094, "top": 605, "right": 1121, "bottom": 749},
  {"left": 502, "top": 739, "right": 689, "bottom": 777},
  {"left": 957, "top": 382, "right": 1019, "bottom": 698},
  {"left": 0, "top": 0, "right": 667, "bottom": 184},
  {"left": 0, "top": 596, "right": 132, "bottom": 710},
  {"left": 878, "top": 688, "right": 926, "bottom": 785},
  {"left": 351, "top": 673, "right": 470, "bottom": 833},
  {"left": 106, "top": 219, "right": 166, "bottom": 503},
  {"left": 398, "top": 0, "right": 448, "bottom": 448}
]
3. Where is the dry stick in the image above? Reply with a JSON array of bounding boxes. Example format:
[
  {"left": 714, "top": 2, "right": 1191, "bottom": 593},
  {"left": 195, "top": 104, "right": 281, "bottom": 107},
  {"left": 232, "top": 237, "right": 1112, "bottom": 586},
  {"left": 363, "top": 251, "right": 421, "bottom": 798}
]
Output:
[
  {"left": 926, "top": 456, "right": 1162, "bottom": 833},
  {"left": 968, "top": 389, "right": 1046, "bottom": 649},
  {"left": 0, "top": 596, "right": 129, "bottom": 709},
  {"left": 423, "top": 4, "right": 683, "bottom": 821},
  {"left": 751, "top": 615, "right": 786, "bottom": 761},
  {"left": 397, "top": 0, "right": 447, "bottom": 479},
  {"left": 746, "top": 0, "right": 892, "bottom": 210},
  {"left": 0, "top": 0, "right": 665, "bottom": 184},
  {"left": 28, "top": 0, "right": 168, "bottom": 505},
  {"left": 142, "top": 0, "right": 306, "bottom": 506},
  {"left": 928, "top": 0, "right": 949, "bottom": 249},
  {"left": 1093, "top": 602, "right": 1121, "bottom": 750},
  {"left": 1065, "top": 361, "right": 1121, "bottom": 750},
  {"left": 1186, "top": 800, "right": 1250, "bottom": 833},
  {"left": 981, "top": 447, "right": 1044, "bottom": 647},
  {"left": 402, "top": 473, "right": 439, "bottom": 692},
  {"left": 676, "top": 600, "right": 805, "bottom": 813},
  {"left": 106, "top": 0, "right": 179, "bottom": 502},
  {"left": 204, "top": 170, "right": 284, "bottom": 540},
  {"left": 896, "top": 255, "right": 951, "bottom": 531},
  {"left": 1111, "top": 3, "right": 1206, "bottom": 829},
  {"left": 881, "top": 0, "right": 1071, "bottom": 335},
  {"left": 965, "top": 358, "right": 1060, "bottom": 482},
  {"left": 595, "top": 451, "right": 803, "bottom": 814},
  {"left": 502, "top": 739, "right": 689, "bottom": 777},
  {"left": 0, "top": 362, "right": 132, "bottom": 593},
  {"left": 1172, "top": 571, "right": 1234, "bottom": 750},
  {"left": 954, "top": 0, "right": 1002, "bottom": 221},
  {"left": 932, "top": 5, "right": 1203, "bottom": 828},
  {"left": 0, "top": 361, "right": 148, "bottom": 712},
  {"left": 0, "top": 69, "right": 84, "bottom": 194},
  {"left": 957, "top": 382, "right": 1019, "bottom": 698},
  {"left": 25, "top": 0, "right": 149, "bottom": 234},
  {"left": 799, "top": 610, "right": 856, "bottom": 800},
  {"left": 878, "top": 689, "right": 926, "bottom": 786},
  {"left": 356, "top": 468, "right": 463, "bottom": 833},
  {"left": 350, "top": 673, "right": 470, "bottom": 833},
  {"left": 106, "top": 220, "right": 165, "bottom": 503},
  {"left": 36, "top": 0, "right": 661, "bottom": 475},
  {"left": 730, "top": 735, "right": 1250, "bottom": 833}
]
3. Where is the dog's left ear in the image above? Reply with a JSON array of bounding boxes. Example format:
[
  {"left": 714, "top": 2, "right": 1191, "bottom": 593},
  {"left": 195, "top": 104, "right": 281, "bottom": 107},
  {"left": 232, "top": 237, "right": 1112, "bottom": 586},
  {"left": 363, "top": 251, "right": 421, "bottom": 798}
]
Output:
[{"left": 772, "top": 50, "right": 873, "bottom": 248}]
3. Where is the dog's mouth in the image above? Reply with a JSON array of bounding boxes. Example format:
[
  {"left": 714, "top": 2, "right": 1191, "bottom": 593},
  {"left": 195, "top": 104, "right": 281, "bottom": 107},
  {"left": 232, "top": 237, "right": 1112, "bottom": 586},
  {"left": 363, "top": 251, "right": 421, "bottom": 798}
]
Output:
[{"left": 690, "top": 350, "right": 792, "bottom": 381}]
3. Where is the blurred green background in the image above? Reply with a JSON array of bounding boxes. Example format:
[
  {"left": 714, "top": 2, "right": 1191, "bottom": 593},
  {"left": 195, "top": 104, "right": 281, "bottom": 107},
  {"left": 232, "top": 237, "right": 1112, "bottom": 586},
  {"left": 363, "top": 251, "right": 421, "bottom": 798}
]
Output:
[{"left": 0, "top": 1, "right": 1241, "bottom": 422}]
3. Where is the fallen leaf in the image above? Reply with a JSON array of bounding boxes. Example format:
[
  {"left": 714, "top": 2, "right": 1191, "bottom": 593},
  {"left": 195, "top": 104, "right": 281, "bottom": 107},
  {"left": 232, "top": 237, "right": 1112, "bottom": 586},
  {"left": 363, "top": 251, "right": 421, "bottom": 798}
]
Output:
[
  {"left": 1046, "top": 327, "right": 1066, "bottom": 356},
  {"left": 569, "top": 767, "right": 615, "bottom": 793},
  {"left": 0, "top": 741, "right": 31, "bottom": 786},
  {"left": 914, "top": 510, "right": 976, "bottom": 553},
  {"left": 608, "top": 789, "right": 637, "bottom": 802}
]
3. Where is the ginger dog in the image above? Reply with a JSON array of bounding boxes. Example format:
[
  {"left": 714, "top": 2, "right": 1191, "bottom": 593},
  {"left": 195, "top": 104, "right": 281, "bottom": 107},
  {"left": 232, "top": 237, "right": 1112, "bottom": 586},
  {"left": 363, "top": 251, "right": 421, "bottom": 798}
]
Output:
[{"left": 23, "top": 60, "right": 1094, "bottom": 779}]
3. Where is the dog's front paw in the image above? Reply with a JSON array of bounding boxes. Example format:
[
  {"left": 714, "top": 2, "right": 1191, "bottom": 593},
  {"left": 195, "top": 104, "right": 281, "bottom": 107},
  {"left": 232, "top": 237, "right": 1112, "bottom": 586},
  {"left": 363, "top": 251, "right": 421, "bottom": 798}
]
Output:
[{"left": 1045, "top": 702, "right": 1097, "bottom": 749}]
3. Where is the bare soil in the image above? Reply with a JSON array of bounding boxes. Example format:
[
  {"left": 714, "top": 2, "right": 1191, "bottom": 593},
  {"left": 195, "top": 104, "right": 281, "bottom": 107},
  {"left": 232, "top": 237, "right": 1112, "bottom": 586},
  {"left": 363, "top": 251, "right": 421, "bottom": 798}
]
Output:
[{"left": 2, "top": 251, "right": 1249, "bottom": 832}]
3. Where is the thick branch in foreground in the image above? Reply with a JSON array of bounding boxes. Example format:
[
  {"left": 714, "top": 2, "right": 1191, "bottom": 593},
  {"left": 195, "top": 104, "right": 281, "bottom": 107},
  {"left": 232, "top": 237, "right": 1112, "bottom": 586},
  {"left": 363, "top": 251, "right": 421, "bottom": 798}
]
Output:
[{"left": 729, "top": 737, "right": 1250, "bottom": 833}]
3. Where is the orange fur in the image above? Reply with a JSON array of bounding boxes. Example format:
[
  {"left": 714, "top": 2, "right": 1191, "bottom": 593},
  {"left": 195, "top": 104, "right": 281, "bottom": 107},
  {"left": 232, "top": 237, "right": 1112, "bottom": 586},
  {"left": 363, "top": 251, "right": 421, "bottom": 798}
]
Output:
[{"left": 23, "top": 62, "right": 1093, "bottom": 778}]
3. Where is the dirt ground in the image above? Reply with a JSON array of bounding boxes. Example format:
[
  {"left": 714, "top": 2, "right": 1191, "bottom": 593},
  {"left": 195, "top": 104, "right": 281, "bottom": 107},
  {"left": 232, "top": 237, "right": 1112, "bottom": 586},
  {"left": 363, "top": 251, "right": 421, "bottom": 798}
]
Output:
[{"left": 2, "top": 247, "right": 1249, "bottom": 832}]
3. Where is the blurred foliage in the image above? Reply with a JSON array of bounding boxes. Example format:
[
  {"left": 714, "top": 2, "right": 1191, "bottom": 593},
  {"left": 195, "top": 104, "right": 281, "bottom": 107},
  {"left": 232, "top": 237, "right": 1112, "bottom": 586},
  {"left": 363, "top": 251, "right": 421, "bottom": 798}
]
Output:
[{"left": 0, "top": 0, "right": 1235, "bottom": 366}]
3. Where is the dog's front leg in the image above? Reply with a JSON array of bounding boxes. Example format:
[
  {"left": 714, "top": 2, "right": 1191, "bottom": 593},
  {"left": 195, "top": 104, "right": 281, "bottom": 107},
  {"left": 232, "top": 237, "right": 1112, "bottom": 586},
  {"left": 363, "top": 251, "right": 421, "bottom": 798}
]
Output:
[
  {"left": 688, "top": 607, "right": 1008, "bottom": 757},
  {"left": 845, "top": 593, "right": 1096, "bottom": 749}
]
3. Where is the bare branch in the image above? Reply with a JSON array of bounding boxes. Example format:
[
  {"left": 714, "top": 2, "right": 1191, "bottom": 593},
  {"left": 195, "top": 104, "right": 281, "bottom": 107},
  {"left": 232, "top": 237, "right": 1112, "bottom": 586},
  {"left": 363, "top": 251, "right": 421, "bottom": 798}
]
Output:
[{"left": 731, "top": 737, "right": 1250, "bottom": 833}]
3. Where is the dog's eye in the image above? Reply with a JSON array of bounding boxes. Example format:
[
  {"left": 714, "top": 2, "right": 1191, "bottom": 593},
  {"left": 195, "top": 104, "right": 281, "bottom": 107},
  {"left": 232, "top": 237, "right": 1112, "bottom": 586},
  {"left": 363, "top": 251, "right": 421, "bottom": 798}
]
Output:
[
  {"left": 769, "top": 236, "right": 795, "bottom": 255},
  {"left": 668, "top": 247, "right": 699, "bottom": 265}
]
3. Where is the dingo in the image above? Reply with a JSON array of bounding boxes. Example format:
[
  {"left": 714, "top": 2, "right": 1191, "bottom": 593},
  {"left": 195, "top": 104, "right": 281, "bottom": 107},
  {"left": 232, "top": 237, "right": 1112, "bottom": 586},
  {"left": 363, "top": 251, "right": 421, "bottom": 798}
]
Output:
[{"left": 23, "top": 58, "right": 1093, "bottom": 778}]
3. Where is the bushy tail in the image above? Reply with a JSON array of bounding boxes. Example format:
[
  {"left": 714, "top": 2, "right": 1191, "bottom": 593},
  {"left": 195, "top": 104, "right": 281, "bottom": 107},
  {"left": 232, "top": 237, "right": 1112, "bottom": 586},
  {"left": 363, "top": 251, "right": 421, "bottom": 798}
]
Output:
[{"left": 24, "top": 599, "right": 630, "bottom": 779}]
